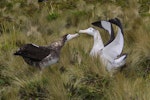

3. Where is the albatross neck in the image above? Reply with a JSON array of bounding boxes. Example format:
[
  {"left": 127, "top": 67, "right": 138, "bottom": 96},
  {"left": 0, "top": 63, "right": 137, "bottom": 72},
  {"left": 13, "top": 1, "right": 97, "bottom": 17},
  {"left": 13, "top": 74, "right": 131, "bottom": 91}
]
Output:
[
  {"left": 48, "top": 39, "right": 66, "bottom": 51},
  {"left": 93, "top": 30, "right": 104, "bottom": 49}
]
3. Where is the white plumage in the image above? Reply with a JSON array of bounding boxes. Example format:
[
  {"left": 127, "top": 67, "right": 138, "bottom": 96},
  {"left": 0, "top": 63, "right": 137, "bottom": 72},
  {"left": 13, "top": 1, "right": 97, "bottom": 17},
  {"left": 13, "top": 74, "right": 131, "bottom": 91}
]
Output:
[{"left": 79, "top": 18, "right": 127, "bottom": 72}]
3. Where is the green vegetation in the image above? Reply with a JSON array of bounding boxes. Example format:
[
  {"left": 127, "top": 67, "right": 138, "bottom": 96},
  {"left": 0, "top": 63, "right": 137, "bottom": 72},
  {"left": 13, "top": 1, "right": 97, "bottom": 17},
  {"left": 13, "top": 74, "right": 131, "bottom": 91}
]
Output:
[{"left": 0, "top": 0, "right": 150, "bottom": 100}]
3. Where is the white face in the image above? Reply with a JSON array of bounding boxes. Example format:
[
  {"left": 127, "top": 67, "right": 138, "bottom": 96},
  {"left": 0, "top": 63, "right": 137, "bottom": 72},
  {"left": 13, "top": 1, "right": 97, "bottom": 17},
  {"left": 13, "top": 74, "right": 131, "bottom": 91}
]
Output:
[
  {"left": 79, "top": 27, "right": 96, "bottom": 36},
  {"left": 66, "top": 33, "right": 79, "bottom": 41}
]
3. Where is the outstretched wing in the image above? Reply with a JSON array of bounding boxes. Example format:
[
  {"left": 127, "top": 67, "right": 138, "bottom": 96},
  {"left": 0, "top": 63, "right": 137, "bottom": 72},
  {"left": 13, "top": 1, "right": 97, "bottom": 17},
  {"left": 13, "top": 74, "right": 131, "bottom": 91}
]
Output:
[
  {"left": 92, "top": 20, "right": 115, "bottom": 46},
  {"left": 14, "top": 44, "right": 52, "bottom": 61},
  {"left": 102, "top": 18, "right": 124, "bottom": 60},
  {"left": 108, "top": 18, "right": 124, "bottom": 36}
]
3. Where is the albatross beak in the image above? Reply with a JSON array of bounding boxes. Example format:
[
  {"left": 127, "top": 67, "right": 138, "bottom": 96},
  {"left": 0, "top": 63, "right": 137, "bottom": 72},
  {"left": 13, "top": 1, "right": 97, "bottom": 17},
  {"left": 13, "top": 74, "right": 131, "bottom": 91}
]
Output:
[
  {"left": 67, "top": 33, "right": 79, "bottom": 41},
  {"left": 79, "top": 29, "right": 88, "bottom": 34}
]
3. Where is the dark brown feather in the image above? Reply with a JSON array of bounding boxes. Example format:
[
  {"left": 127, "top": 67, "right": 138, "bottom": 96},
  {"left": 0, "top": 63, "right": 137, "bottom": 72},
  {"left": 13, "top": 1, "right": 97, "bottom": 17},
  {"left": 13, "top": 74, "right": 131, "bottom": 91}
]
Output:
[{"left": 14, "top": 44, "right": 55, "bottom": 61}]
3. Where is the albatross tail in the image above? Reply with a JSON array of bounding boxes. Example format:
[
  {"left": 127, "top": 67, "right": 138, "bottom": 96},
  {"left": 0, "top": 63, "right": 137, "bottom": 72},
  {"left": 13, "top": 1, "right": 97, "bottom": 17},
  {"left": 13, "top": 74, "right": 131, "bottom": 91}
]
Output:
[{"left": 114, "top": 54, "right": 127, "bottom": 68}]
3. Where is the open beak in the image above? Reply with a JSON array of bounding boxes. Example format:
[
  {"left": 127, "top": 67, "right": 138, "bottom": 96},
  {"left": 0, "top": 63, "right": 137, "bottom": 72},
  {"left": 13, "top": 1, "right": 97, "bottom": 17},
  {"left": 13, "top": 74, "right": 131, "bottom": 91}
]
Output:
[{"left": 67, "top": 33, "right": 79, "bottom": 41}]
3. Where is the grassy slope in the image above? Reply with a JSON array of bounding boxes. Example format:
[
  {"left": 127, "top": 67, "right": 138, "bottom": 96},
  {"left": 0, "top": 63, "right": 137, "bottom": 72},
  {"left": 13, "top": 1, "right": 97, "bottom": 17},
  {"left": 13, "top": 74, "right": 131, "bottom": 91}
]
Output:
[{"left": 0, "top": 0, "right": 150, "bottom": 100}]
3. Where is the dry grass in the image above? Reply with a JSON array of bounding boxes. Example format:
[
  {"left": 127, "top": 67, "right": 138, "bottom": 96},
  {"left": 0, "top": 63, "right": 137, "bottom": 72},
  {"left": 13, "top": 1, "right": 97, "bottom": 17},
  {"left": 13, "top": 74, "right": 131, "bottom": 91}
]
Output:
[{"left": 0, "top": 0, "right": 150, "bottom": 100}]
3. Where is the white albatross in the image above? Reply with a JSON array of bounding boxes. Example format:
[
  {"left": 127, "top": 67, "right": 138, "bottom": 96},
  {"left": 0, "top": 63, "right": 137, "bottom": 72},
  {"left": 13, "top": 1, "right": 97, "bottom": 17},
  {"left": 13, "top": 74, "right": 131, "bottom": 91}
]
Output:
[{"left": 79, "top": 18, "right": 127, "bottom": 72}]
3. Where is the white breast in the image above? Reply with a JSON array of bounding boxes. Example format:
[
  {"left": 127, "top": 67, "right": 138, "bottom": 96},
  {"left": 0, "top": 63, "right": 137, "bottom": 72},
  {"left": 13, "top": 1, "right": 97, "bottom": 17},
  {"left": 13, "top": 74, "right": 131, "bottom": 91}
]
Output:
[{"left": 40, "top": 58, "right": 59, "bottom": 67}]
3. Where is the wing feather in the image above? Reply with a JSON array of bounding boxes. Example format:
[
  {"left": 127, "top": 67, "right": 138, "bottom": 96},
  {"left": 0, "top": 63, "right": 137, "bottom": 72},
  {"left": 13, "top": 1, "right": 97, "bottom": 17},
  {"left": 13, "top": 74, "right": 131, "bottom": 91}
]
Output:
[
  {"left": 16, "top": 44, "right": 53, "bottom": 61},
  {"left": 92, "top": 20, "right": 115, "bottom": 46},
  {"left": 102, "top": 18, "right": 124, "bottom": 60}
]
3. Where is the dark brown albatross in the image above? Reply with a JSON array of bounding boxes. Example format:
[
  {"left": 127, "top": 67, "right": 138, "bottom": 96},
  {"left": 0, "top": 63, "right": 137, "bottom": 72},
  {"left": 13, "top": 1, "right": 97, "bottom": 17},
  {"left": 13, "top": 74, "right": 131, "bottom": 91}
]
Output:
[{"left": 14, "top": 33, "right": 79, "bottom": 69}]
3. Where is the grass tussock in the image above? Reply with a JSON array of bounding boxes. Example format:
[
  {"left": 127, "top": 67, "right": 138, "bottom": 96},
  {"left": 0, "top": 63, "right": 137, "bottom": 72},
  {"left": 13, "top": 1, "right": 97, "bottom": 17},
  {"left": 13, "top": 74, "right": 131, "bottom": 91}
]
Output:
[{"left": 0, "top": 0, "right": 150, "bottom": 100}]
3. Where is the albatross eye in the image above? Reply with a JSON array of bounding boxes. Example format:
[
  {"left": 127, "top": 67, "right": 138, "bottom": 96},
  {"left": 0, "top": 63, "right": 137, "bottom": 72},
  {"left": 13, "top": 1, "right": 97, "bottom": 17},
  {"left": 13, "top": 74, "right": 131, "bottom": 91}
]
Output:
[
  {"left": 89, "top": 27, "right": 94, "bottom": 31},
  {"left": 67, "top": 34, "right": 70, "bottom": 38},
  {"left": 89, "top": 28, "right": 94, "bottom": 32}
]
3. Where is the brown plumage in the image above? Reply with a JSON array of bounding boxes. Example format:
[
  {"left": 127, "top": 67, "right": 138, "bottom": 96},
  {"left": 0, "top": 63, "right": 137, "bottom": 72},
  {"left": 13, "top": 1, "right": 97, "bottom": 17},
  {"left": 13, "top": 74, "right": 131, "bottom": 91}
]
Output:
[{"left": 14, "top": 33, "right": 79, "bottom": 69}]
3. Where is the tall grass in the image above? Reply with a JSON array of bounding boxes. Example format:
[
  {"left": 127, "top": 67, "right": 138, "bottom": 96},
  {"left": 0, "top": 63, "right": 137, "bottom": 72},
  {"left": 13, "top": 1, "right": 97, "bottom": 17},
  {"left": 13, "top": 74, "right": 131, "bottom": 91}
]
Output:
[{"left": 0, "top": 0, "right": 150, "bottom": 100}]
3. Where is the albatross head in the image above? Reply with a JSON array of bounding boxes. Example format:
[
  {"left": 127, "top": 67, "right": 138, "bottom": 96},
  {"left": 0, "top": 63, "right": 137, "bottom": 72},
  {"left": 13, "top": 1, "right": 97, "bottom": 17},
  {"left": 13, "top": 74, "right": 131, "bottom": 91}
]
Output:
[
  {"left": 63, "top": 33, "right": 79, "bottom": 42},
  {"left": 79, "top": 27, "right": 97, "bottom": 36}
]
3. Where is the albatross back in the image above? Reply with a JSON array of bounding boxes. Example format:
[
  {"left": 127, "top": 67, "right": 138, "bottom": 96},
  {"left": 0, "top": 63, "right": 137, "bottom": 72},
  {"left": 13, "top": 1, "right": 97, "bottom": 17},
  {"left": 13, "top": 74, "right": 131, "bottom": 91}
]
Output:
[{"left": 14, "top": 44, "right": 55, "bottom": 61}]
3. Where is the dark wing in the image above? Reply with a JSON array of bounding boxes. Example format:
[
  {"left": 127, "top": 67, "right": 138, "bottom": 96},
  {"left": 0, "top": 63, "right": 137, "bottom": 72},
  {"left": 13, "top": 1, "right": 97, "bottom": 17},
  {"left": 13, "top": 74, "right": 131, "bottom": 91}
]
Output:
[
  {"left": 92, "top": 20, "right": 115, "bottom": 46},
  {"left": 102, "top": 18, "right": 124, "bottom": 60},
  {"left": 14, "top": 44, "right": 52, "bottom": 61},
  {"left": 108, "top": 18, "right": 124, "bottom": 36},
  {"left": 92, "top": 21, "right": 103, "bottom": 28}
]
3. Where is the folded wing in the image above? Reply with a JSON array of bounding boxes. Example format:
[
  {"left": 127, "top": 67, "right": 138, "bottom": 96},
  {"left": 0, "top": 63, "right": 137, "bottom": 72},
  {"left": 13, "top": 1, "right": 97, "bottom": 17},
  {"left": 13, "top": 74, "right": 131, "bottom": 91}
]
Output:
[{"left": 14, "top": 44, "right": 52, "bottom": 61}]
